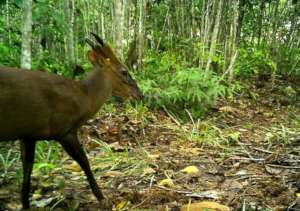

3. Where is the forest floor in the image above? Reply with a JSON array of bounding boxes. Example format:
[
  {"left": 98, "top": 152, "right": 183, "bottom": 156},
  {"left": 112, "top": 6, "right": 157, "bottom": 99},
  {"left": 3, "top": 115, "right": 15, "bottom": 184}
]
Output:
[{"left": 0, "top": 79, "right": 300, "bottom": 211}]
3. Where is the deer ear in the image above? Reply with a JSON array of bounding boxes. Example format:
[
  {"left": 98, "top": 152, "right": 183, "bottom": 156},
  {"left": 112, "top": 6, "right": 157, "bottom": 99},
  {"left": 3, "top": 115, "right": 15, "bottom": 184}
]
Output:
[{"left": 87, "top": 50, "right": 97, "bottom": 63}]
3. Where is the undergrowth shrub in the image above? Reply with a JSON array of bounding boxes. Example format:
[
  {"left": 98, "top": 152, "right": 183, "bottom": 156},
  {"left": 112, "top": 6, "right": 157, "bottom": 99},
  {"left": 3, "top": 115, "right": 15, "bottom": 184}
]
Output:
[
  {"left": 234, "top": 46, "right": 277, "bottom": 79},
  {"left": 234, "top": 44, "right": 300, "bottom": 81},
  {"left": 0, "top": 42, "right": 20, "bottom": 66},
  {"left": 273, "top": 45, "right": 300, "bottom": 79},
  {"left": 32, "top": 50, "right": 89, "bottom": 78},
  {"left": 136, "top": 51, "right": 235, "bottom": 119}
]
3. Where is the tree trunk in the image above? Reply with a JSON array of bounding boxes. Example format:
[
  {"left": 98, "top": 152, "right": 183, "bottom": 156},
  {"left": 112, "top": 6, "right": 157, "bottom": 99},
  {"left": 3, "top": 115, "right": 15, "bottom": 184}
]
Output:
[
  {"left": 226, "top": 0, "right": 238, "bottom": 77},
  {"left": 137, "top": 0, "right": 145, "bottom": 71},
  {"left": 205, "top": 0, "right": 223, "bottom": 72},
  {"left": 257, "top": 1, "right": 265, "bottom": 46},
  {"left": 125, "top": 0, "right": 138, "bottom": 69},
  {"left": 64, "top": 0, "right": 75, "bottom": 65},
  {"left": 180, "top": 0, "right": 185, "bottom": 37},
  {"left": 99, "top": 0, "right": 105, "bottom": 39},
  {"left": 21, "top": 0, "right": 33, "bottom": 69},
  {"left": 271, "top": 0, "right": 279, "bottom": 45},
  {"left": 175, "top": 0, "right": 181, "bottom": 37},
  {"left": 236, "top": 0, "right": 245, "bottom": 42},
  {"left": 6, "top": 0, "right": 11, "bottom": 44},
  {"left": 156, "top": 6, "right": 169, "bottom": 51},
  {"left": 167, "top": 1, "right": 172, "bottom": 49},
  {"left": 109, "top": 1, "right": 115, "bottom": 42},
  {"left": 287, "top": 1, "right": 298, "bottom": 47},
  {"left": 200, "top": 0, "right": 211, "bottom": 68},
  {"left": 114, "top": 0, "right": 125, "bottom": 58},
  {"left": 190, "top": 0, "right": 195, "bottom": 39}
]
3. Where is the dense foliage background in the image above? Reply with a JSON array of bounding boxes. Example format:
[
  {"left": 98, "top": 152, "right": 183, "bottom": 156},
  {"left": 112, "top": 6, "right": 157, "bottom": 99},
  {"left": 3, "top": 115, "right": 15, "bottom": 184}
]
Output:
[{"left": 0, "top": 0, "right": 299, "bottom": 118}]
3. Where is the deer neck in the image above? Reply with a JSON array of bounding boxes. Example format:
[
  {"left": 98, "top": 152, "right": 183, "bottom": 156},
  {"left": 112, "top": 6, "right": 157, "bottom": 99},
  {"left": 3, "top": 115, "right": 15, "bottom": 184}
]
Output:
[{"left": 81, "top": 68, "right": 112, "bottom": 115}]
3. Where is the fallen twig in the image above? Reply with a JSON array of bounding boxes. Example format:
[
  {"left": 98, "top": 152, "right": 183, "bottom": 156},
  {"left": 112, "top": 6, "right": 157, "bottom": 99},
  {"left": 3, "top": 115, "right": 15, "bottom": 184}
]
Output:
[
  {"left": 253, "top": 147, "right": 274, "bottom": 154},
  {"left": 130, "top": 197, "right": 150, "bottom": 209},
  {"left": 163, "top": 106, "right": 181, "bottom": 126},
  {"left": 266, "top": 164, "right": 300, "bottom": 169},
  {"left": 229, "top": 156, "right": 265, "bottom": 162},
  {"left": 155, "top": 185, "right": 192, "bottom": 194}
]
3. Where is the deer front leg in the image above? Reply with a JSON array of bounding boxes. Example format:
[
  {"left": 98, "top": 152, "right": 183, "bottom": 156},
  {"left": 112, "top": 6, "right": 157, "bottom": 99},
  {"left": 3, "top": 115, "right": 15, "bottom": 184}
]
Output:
[{"left": 20, "top": 140, "right": 36, "bottom": 210}]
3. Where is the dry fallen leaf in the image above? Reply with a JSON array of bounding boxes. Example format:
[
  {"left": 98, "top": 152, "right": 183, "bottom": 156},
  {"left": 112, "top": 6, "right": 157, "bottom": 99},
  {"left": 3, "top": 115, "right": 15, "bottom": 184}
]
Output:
[
  {"left": 66, "top": 161, "right": 82, "bottom": 172},
  {"left": 181, "top": 166, "right": 200, "bottom": 176},
  {"left": 108, "top": 127, "right": 120, "bottom": 135},
  {"left": 143, "top": 167, "right": 156, "bottom": 175},
  {"left": 219, "top": 106, "right": 235, "bottom": 113},
  {"left": 148, "top": 153, "right": 160, "bottom": 159},
  {"left": 180, "top": 201, "right": 230, "bottom": 211},
  {"left": 86, "top": 137, "right": 100, "bottom": 150},
  {"left": 187, "top": 190, "right": 222, "bottom": 199},
  {"left": 179, "top": 146, "right": 202, "bottom": 156},
  {"left": 265, "top": 165, "right": 283, "bottom": 175},
  {"left": 32, "top": 197, "right": 57, "bottom": 208},
  {"left": 32, "top": 193, "right": 43, "bottom": 200},
  {"left": 109, "top": 142, "right": 125, "bottom": 152},
  {"left": 234, "top": 170, "right": 247, "bottom": 176},
  {"left": 158, "top": 178, "right": 175, "bottom": 188},
  {"left": 116, "top": 200, "right": 130, "bottom": 209},
  {"left": 102, "top": 170, "right": 123, "bottom": 178}
]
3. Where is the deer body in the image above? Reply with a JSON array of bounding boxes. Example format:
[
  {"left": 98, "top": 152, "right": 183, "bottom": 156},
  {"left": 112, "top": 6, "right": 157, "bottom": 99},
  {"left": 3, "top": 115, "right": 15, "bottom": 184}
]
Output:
[
  {"left": 0, "top": 34, "right": 142, "bottom": 209},
  {"left": 0, "top": 67, "right": 110, "bottom": 141}
]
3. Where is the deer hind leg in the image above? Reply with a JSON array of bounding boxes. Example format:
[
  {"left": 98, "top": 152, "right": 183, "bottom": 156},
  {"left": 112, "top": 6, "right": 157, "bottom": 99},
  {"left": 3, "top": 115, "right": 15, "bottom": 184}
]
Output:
[{"left": 20, "top": 139, "right": 36, "bottom": 209}]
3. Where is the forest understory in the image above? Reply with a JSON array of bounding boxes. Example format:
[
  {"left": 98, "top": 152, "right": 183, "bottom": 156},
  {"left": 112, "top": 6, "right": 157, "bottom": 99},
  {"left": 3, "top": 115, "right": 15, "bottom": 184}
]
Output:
[
  {"left": 1, "top": 0, "right": 300, "bottom": 210},
  {"left": 0, "top": 79, "right": 299, "bottom": 211}
]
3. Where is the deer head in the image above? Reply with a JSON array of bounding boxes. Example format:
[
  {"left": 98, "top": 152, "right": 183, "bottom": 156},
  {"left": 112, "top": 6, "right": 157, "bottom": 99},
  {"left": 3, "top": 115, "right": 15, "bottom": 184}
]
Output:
[{"left": 86, "top": 33, "right": 143, "bottom": 100}]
